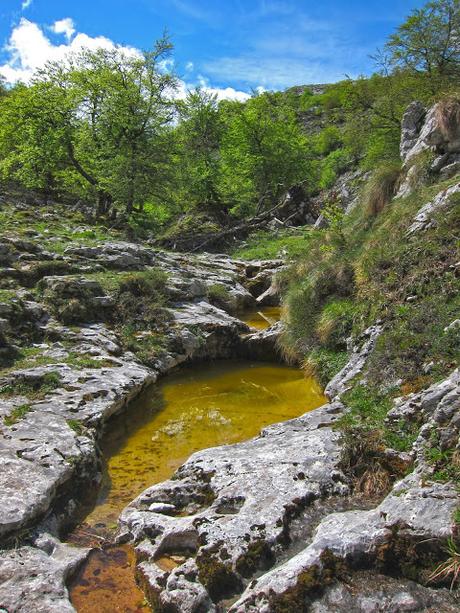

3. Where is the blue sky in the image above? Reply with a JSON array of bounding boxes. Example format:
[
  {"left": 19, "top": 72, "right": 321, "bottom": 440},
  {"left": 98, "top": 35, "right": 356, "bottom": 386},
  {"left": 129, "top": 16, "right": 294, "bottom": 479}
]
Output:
[{"left": 0, "top": 0, "right": 426, "bottom": 97}]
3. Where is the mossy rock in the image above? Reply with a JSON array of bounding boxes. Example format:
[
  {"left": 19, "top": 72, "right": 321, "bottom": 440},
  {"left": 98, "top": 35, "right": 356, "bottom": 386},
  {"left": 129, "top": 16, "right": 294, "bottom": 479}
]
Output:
[{"left": 196, "top": 552, "right": 242, "bottom": 602}]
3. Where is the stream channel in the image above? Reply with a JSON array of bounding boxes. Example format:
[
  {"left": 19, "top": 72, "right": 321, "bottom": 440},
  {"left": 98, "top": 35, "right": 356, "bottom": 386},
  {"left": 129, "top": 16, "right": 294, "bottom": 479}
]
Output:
[{"left": 67, "top": 308, "right": 326, "bottom": 612}]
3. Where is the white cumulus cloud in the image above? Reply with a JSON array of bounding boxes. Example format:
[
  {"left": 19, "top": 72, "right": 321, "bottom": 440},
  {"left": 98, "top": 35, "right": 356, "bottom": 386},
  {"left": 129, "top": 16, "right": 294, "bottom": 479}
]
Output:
[
  {"left": 21, "top": 0, "right": 32, "bottom": 10},
  {"left": 0, "top": 18, "right": 139, "bottom": 83},
  {"left": 51, "top": 18, "right": 76, "bottom": 41},
  {"left": 0, "top": 18, "right": 251, "bottom": 101}
]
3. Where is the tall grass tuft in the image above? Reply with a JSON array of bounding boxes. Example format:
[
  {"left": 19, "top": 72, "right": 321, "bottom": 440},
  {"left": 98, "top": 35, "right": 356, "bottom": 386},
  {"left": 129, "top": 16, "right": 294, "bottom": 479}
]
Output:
[{"left": 362, "top": 163, "right": 401, "bottom": 218}]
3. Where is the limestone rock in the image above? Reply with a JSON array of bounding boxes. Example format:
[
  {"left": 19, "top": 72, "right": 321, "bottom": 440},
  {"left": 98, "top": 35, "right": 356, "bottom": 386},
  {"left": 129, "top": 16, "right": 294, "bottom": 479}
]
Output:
[
  {"left": 325, "top": 324, "right": 383, "bottom": 398},
  {"left": 0, "top": 533, "right": 87, "bottom": 613},
  {"left": 406, "top": 182, "right": 460, "bottom": 235},
  {"left": 119, "top": 402, "right": 348, "bottom": 607},
  {"left": 400, "top": 101, "right": 427, "bottom": 165}
]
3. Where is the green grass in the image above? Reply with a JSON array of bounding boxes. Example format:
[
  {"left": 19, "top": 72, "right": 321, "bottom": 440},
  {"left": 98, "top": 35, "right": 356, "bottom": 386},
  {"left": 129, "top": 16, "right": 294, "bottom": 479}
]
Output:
[
  {"left": 232, "top": 228, "right": 316, "bottom": 260},
  {"left": 0, "top": 371, "right": 61, "bottom": 399},
  {"left": 279, "top": 173, "right": 460, "bottom": 391},
  {"left": 207, "top": 283, "right": 231, "bottom": 307},
  {"left": 67, "top": 418, "right": 85, "bottom": 435},
  {"left": 65, "top": 352, "right": 115, "bottom": 369},
  {"left": 337, "top": 384, "right": 418, "bottom": 453},
  {"left": 302, "top": 348, "right": 349, "bottom": 388},
  {"left": 4, "top": 403, "right": 33, "bottom": 426},
  {"left": 0, "top": 289, "right": 17, "bottom": 302}
]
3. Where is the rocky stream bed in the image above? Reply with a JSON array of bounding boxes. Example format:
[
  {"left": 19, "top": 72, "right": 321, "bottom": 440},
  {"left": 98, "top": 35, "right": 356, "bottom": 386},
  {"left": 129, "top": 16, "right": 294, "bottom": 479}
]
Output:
[{"left": 0, "top": 220, "right": 459, "bottom": 612}]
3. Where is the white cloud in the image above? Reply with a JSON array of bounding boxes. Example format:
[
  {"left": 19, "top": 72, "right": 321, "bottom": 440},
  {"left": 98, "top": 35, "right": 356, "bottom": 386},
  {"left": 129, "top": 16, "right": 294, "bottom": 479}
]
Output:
[
  {"left": 51, "top": 18, "right": 76, "bottom": 41},
  {"left": 185, "top": 61, "right": 194, "bottom": 72},
  {"left": 21, "top": 0, "right": 32, "bottom": 10},
  {"left": 0, "top": 18, "right": 251, "bottom": 102},
  {"left": 204, "top": 55, "right": 357, "bottom": 90},
  {"left": 0, "top": 18, "right": 139, "bottom": 83},
  {"left": 194, "top": 74, "right": 250, "bottom": 102}
]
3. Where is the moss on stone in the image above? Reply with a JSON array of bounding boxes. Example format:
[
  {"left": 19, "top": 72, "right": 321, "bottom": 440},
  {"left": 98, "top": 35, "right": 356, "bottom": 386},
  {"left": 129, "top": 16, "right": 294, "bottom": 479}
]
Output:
[{"left": 196, "top": 551, "right": 242, "bottom": 603}]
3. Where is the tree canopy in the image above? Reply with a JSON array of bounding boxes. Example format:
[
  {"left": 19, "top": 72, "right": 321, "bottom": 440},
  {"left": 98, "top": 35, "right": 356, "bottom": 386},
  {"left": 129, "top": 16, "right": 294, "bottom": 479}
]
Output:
[{"left": 0, "top": 0, "right": 459, "bottom": 227}]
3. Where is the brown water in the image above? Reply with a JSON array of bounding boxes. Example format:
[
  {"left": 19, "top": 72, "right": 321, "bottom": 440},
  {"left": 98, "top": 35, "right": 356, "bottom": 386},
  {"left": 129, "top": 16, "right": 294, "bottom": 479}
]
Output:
[
  {"left": 69, "top": 359, "right": 325, "bottom": 612},
  {"left": 239, "top": 305, "right": 282, "bottom": 329}
]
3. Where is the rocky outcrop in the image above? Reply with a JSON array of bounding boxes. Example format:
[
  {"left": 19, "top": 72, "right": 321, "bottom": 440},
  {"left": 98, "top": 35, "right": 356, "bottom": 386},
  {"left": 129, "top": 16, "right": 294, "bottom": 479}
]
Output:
[
  {"left": 0, "top": 235, "right": 287, "bottom": 610},
  {"left": 0, "top": 250, "right": 283, "bottom": 545},
  {"left": 406, "top": 181, "right": 460, "bottom": 235},
  {"left": 398, "top": 99, "right": 460, "bottom": 197},
  {"left": 117, "top": 321, "right": 460, "bottom": 611},
  {"left": 2, "top": 226, "right": 459, "bottom": 612}
]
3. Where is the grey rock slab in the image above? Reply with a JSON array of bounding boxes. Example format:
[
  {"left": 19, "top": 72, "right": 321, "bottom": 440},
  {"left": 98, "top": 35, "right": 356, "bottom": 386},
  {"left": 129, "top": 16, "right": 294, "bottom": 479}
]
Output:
[
  {"left": 119, "top": 402, "right": 348, "bottom": 604},
  {"left": 406, "top": 182, "right": 460, "bottom": 235},
  {"left": 231, "top": 479, "right": 458, "bottom": 612},
  {"left": 0, "top": 410, "right": 95, "bottom": 539},
  {"left": 311, "top": 571, "right": 459, "bottom": 613},
  {"left": 325, "top": 324, "right": 383, "bottom": 399},
  {"left": 0, "top": 533, "right": 87, "bottom": 613}
]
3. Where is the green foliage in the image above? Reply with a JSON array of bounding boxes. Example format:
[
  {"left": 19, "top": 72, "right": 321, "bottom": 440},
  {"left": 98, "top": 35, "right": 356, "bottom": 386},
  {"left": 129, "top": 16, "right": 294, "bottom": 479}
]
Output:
[
  {"left": 386, "top": 0, "right": 460, "bottom": 89},
  {"left": 175, "top": 88, "right": 223, "bottom": 209},
  {"left": 0, "top": 38, "right": 177, "bottom": 214},
  {"left": 302, "top": 348, "right": 349, "bottom": 387},
  {"left": 219, "top": 92, "right": 312, "bottom": 216},
  {"left": 319, "top": 148, "right": 351, "bottom": 189}
]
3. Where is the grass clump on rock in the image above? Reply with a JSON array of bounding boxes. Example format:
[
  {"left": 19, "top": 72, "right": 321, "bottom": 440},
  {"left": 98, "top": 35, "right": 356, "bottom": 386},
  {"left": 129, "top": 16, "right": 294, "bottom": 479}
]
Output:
[{"left": 3, "top": 403, "right": 33, "bottom": 426}]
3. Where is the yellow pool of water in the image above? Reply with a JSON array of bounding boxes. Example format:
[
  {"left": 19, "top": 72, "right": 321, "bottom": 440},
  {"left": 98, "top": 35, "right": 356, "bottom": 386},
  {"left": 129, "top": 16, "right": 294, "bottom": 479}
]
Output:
[
  {"left": 239, "top": 306, "right": 282, "bottom": 330},
  {"left": 84, "top": 359, "right": 325, "bottom": 527},
  {"left": 70, "top": 360, "right": 325, "bottom": 612}
]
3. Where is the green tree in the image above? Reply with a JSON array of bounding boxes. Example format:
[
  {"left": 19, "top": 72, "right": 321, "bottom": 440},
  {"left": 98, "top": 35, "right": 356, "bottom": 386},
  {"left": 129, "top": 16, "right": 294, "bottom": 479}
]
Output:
[
  {"left": 175, "top": 88, "right": 222, "bottom": 208},
  {"left": 220, "top": 92, "right": 311, "bottom": 216},
  {"left": 0, "top": 38, "right": 176, "bottom": 215},
  {"left": 386, "top": 0, "right": 460, "bottom": 89},
  {"left": 0, "top": 82, "right": 69, "bottom": 199}
]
